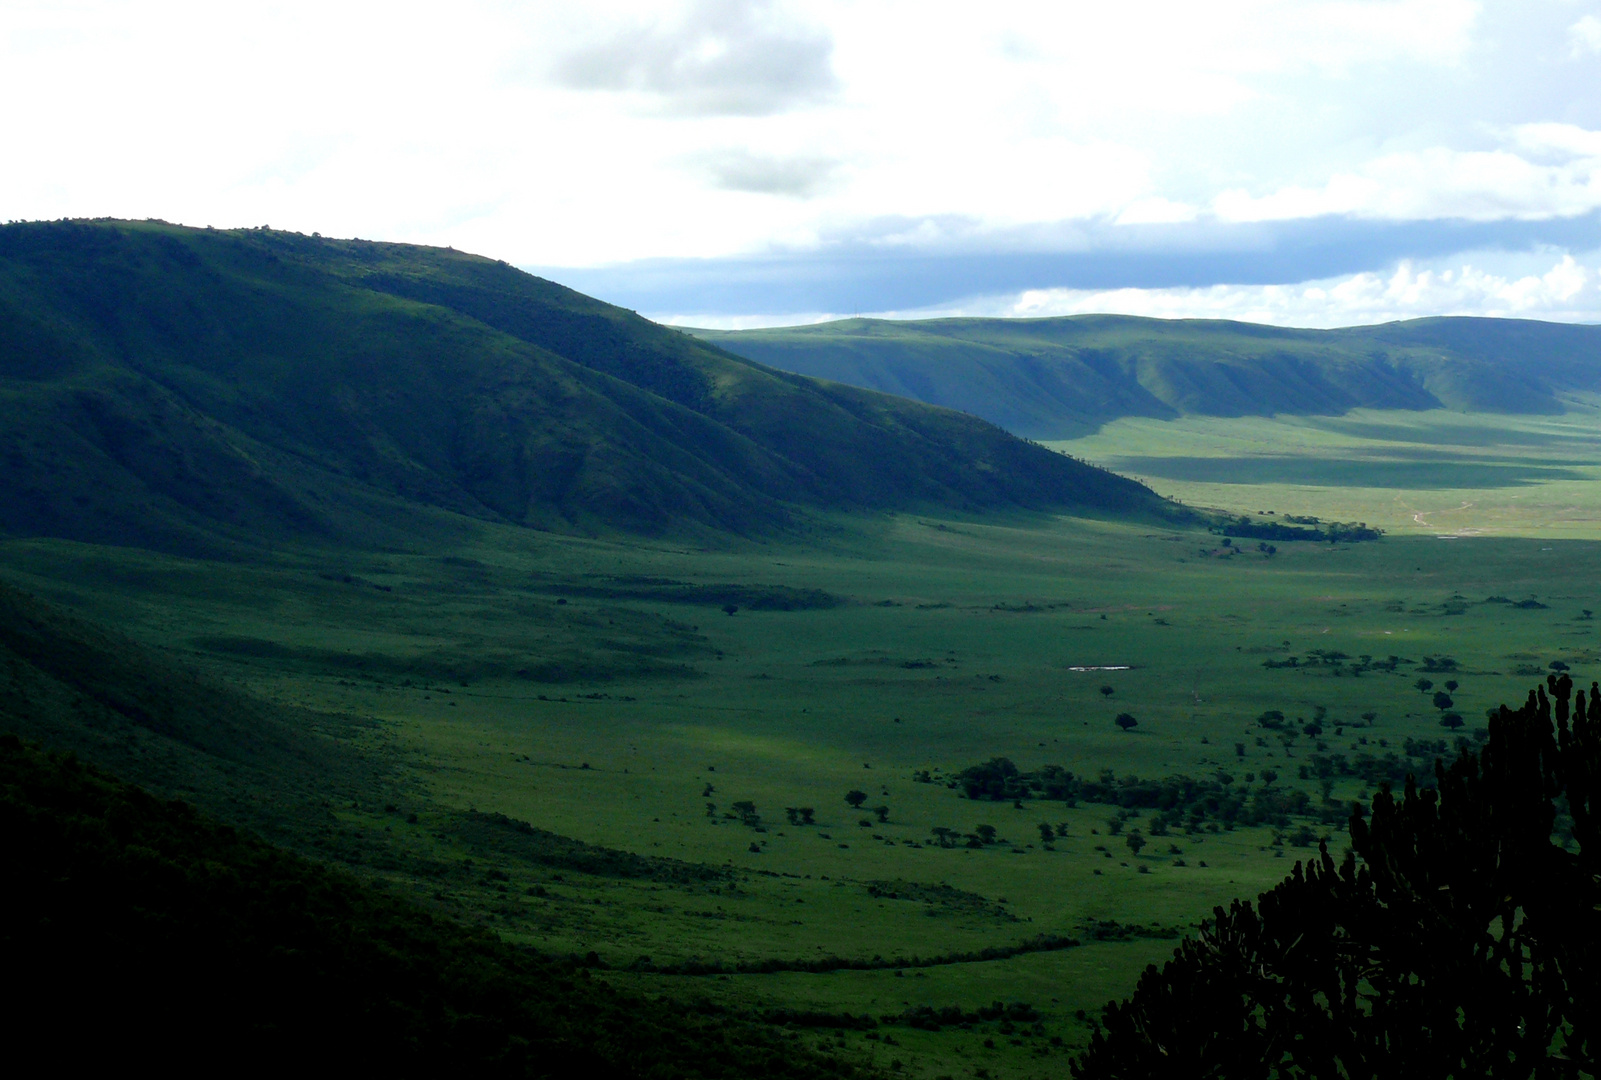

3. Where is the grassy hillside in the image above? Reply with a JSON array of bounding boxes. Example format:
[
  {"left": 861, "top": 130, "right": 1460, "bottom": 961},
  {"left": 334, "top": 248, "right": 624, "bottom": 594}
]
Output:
[
  {"left": 0, "top": 733, "right": 867, "bottom": 1078},
  {"left": 692, "top": 315, "right": 1601, "bottom": 439},
  {"left": 0, "top": 221, "right": 1170, "bottom": 556}
]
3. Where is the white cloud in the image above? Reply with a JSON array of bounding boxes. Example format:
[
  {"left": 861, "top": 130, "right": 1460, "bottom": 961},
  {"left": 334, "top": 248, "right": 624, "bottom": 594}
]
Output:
[
  {"left": 681, "top": 148, "right": 841, "bottom": 197},
  {"left": 657, "top": 254, "right": 1601, "bottom": 330},
  {"left": 0, "top": 0, "right": 1598, "bottom": 293},
  {"left": 1571, "top": 14, "right": 1601, "bottom": 57},
  {"left": 1214, "top": 131, "right": 1601, "bottom": 222},
  {"left": 1114, "top": 198, "right": 1200, "bottom": 226},
  {"left": 549, "top": 0, "right": 838, "bottom": 116},
  {"left": 978, "top": 253, "right": 1601, "bottom": 327}
]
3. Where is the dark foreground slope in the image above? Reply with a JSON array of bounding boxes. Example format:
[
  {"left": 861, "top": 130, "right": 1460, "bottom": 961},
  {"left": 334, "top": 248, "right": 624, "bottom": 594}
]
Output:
[
  {"left": 0, "top": 221, "right": 1168, "bottom": 554},
  {"left": 0, "top": 579, "right": 862, "bottom": 1076},
  {"left": 694, "top": 316, "right": 1601, "bottom": 439},
  {"left": 0, "top": 735, "right": 864, "bottom": 1079},
  {"left": 0, "top": 577, "right": 385, "bottom": 842}
]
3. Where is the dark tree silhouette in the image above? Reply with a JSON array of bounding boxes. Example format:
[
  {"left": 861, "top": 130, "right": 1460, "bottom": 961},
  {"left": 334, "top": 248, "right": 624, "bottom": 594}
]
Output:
[
  {"left": 1125, "top": 832, "right": 1146, "bottom": 856},
  {"left": 1416, "top": 677, "right": 1434, "bottom": 694},
  {"left": 1115, "top": 713, "right": 1138, "bottom": 732},
  {"left": 844, "top": 790, "right": 867, "bottom": 809},
  {"left": 1101, "top": 685, "right": 1115, "bottom": 698},
  {"left": 1433, "top": 691, "right": 1455, "bottom": 711},
  {"left": 1072, "top": 674, "right": 1601, "bottom": 1078}
]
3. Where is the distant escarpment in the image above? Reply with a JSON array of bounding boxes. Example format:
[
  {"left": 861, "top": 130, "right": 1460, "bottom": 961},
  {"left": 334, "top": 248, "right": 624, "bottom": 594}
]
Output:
[{"left": 693, "top": 315, "right": 1601, "bottom": 439}]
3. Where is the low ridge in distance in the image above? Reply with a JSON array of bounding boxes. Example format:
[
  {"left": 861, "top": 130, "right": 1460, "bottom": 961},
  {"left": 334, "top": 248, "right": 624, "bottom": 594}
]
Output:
[{"left": 692, "top": 315, "right": 1601, "bottom": 440}]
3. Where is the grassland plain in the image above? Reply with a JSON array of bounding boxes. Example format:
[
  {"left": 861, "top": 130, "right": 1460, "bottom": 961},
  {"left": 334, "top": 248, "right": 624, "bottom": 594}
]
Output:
[
  {"left": 1051, "top": 398, "right": 1601, "bottom": 539},
  {"left": 7, "top": 484, "right": 1601, "bottom": 1077}
]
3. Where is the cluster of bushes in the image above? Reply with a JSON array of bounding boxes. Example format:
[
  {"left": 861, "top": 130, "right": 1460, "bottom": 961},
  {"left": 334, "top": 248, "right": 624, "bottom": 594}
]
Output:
[
  {"left": 1219, "top": 516, "right": 1383, "bottom": 543},
  {"left": 1262, "top": 650, "right": 1409, "bottom": 674},
  {"left": 1079, "top": 920, "right": 1182, "bottom": 941},
  {"left": 1302, "top": 736, "right": 1476, "bottom": 788},
  {"left": 954, "top": 758, "right": 1343, "bottom": 830},
  {"left": 642, "top": 933, "right": 1080, "bottom": 976},
  {"left": 897, "top": 1001, "right": 1042, "bottom": 1032},
  {"left": 550, "top": 578, "right": 841, "bottom": 611}
]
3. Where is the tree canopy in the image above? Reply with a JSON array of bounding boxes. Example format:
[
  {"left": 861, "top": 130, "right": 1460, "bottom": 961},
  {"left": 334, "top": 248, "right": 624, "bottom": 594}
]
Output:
[{"left": 1072, "top": 674, "right": 1600, "bottom": 1078}]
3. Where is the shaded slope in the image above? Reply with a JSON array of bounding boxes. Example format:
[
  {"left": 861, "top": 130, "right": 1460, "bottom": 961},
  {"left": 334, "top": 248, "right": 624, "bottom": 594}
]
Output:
[
  {"left": 0, "top": 221, "right": 1170, "bottom": 554},
  {"left": 0, "top": 735, "right": 865, "bottom": 1078},
  {"left": 0, "top": 578, "right": 385, "bottom": 842},
  {"left": 694, "top": 315, "right": 1601, "bottom": 439},
  {"left": 277, "top": 231, "right": 1165, "bottom": 515}
]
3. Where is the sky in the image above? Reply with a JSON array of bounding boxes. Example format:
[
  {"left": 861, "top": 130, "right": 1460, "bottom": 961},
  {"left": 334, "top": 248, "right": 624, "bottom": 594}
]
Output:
[{"left": 4, "top": 0, "right": 1601, "bottom": 328}]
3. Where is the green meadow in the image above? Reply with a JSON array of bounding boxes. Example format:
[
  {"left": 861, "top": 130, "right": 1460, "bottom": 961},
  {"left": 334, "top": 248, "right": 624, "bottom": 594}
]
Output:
[
  {"left": 1052, "top": 399, "right": 1601, "bottom": 540},
  {"left": 8, "top": 418, "right": 1601, "bottom": 1076}
]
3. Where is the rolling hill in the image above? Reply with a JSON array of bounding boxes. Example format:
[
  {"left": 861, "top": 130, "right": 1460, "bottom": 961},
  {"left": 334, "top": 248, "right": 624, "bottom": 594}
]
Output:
[
  {"left": 0, "top": 221, "right": 1172, "bottom": 556},
  {"left": 691, "top": 315, "right": 1601, "bottom": 439}
]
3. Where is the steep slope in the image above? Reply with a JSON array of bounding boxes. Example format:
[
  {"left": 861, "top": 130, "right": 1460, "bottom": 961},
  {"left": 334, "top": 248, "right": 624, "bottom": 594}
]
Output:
[
  {"left": 693, "top": 315, "right": 1601, "bottom": 439},
  {"left": 0, "top": 221, "right": 1171, "bottom": 555}
]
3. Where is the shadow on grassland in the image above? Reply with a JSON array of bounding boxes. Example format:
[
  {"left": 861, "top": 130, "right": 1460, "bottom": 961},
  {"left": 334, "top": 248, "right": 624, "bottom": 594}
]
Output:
[{"left": 1104, "top": 455, "right": 1589, "bottom": 489}]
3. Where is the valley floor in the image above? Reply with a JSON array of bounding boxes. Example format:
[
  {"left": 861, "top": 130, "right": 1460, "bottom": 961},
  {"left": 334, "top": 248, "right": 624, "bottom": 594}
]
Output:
[
  {"left": 1052, "top": 399, "right": 1601, "bottom": 539},
  {"left": 7, "top": 478, "right": 1599, "bottom": 1076}
]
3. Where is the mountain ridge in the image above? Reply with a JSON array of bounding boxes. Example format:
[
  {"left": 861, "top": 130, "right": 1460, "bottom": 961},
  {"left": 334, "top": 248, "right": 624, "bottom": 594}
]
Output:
[
  {"left": 0, "top": 221, "right": 1175, "bottom": 556},
  {"left": 691, "top": 314, "right": 1601, "bottom": 439}
]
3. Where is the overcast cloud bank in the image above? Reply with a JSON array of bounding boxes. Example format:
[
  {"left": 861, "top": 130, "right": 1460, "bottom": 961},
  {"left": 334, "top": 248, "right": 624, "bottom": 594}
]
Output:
[{"left": 6, "top": 1, "right": 1601, "bottom": 323}]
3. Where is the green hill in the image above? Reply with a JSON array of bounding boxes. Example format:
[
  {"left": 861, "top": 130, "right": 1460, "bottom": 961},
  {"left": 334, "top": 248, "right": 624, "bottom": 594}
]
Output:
[
  {"left": 0, "top": 221, "right": 1171, "bottom": 556},
  {"left": 692, "top": 315, "right": 1601, "bottom": 439}
]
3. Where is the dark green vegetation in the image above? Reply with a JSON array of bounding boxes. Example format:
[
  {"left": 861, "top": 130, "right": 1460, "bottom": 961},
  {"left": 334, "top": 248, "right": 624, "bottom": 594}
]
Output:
[
  {"left": 1076, "top": 674, "right": 1600, "bottom": 1078},
  {"left": 0, "top": 220, "right": 1167, "bottom": 555},
  {"left": 693, "top": 316, "right": 1601, "bottom": 439},
  {"left": 0, "top": 733, "right": 860, "bottom": 1079}
]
